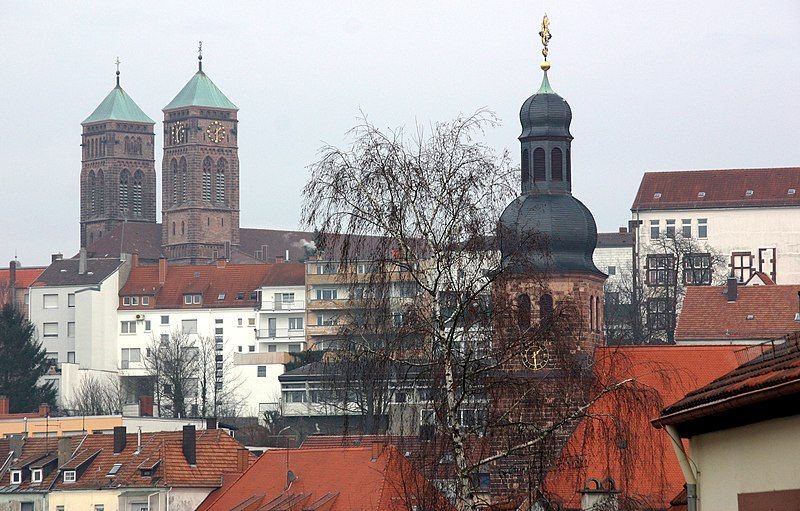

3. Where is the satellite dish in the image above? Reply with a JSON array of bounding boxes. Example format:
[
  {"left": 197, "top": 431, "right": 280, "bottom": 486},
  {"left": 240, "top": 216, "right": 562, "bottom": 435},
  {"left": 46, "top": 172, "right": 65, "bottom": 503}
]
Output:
[{"left": 287, "top": 470, "right": 296, "bottom": 483}]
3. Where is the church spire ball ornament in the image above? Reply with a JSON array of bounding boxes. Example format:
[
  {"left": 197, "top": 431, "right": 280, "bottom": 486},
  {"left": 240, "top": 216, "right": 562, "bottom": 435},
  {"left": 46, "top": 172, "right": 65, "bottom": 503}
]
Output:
[
  {"left": 198, "top": 40, "right": 203, "bottom": 72},
  {"left": 539, "top": 14, "right": 552, "bottom": 71},
  {"left": 115, "top": 56, "right": 121, "bottom": 87}
]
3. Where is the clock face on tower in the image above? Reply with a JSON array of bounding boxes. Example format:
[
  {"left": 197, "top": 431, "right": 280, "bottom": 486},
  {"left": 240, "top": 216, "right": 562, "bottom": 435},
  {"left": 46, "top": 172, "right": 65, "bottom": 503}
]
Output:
[
  {"left": 170, "top": 122, "right": 186, "bottom": 145},
  {"left": 206, "top": 120, "right": 226, "bottom": 144},
  {"left": 523, "top": 344, "right": 550, "bottom": 371}
]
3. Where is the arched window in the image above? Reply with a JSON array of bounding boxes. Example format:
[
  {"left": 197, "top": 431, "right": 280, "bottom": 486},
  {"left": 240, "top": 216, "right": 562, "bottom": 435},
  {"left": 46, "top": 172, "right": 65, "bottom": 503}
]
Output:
[
  {"left": 89, "top": 232, "right": 94, "bottom": 244},
  {"left": 589, "top": 296, "right": 594, "bottom": 332},
  {"left": 89, "top": 171, "right": 96, "bottom": 216},
  {"left": 119, "top": 170, "right": 130, "bottom": 215},
  {"left": 172, "top": 222, "right": 176, "bottom": 235},
  {"left": 551, "top": 148, "right": 563, "bottom": 181},
  {"left": 100, "top": 138, "right": 105, "bottom": 156},
  {"left": 565, "top": 148, "right": 571, "bottom": 182},
  {"left": 595, "top": 295, "right": 601, "bottom": 332},
  {"left": 136, "top": 137, "right": 143, "bottom": 155},
  {"left": 132, "top": 170, "right": 143, "bottom": 216},
  {"left": 124, "top": 136, "right": 130, "bottom": 154},
  {"left": 539, "top": 293, "right": 553, "bottom": 325},
  {"left": 215, "top": 158, "right": 227, "bottom": 204},
  {"left": 517, "top": 294, "right": 531, "bottom": 329},
  {"left": 533, "top": 147, "right": 546, "bottom": 182},
  {"left": 97, "top": 170, "right": 105, "bottom": 212},
  {"left": 181, "top": 221, "right": 185, "bottom": 236},
  {"left": 171, "top": 159, "right": 178, "bottom": 205},
  {"left": 521, "top": 149, "right": 530, "bottom": 184},
  {"left": 180, "top": 157, "right": 188, "bottom": 204},
  {"left": 203, "top": 157, "right": 213, "bottom": 202}
]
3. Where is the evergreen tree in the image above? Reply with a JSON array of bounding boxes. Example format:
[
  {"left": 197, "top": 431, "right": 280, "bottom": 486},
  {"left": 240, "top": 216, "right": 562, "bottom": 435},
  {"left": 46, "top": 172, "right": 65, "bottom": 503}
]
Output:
[{"left": 0, "top": 304, "right": 57, "bottom": 412}]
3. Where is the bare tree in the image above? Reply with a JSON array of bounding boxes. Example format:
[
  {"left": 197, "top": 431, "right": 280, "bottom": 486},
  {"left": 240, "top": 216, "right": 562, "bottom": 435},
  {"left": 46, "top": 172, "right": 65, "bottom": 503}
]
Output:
[
  {"left": 197, "top": 335, "right": 248, "bottom": 418},
  {"left": 63, "top": 373, "right": 122, "bottom": 416},
  {"left": 302, "top": 112, "right": 652, "bottom": 509},
  {"left": 143, "top": 330, "right": 199, "bottom": 418}
]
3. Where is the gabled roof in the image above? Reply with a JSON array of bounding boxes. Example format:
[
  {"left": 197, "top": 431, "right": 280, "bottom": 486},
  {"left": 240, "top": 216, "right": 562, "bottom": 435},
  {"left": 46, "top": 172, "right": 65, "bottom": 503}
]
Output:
[
  {"left": 197, "top": 445, "right": 452, "bottom": 511},
  {"left": 83, "top": 85, "right": 155, "bottom": 125},
  {"left": 261, "top": 263, "right": 305, "bottom": 287},
  {"left": 676, "top": 284, "right": 800, "bottom": 342},
  {"left": 33, "top": 258, "right": 122, "bottom": 287},
  {"left": 596, "top": 231, "right": 634, "bottom": 249},
  {"left": 0, "top": 436, "right": 84, "bottom": 492},
  {"left": 164, "top": 71, "right": 237, "bottom": 111},
  {"left": 631, "top": 167, "right": 800, "bottom": 211},
  {"left": 544, "top": 345, "right": 740, "bottom": 510},
  {"left": 0, "top": 266, "right": 46, "bottom": 289}
]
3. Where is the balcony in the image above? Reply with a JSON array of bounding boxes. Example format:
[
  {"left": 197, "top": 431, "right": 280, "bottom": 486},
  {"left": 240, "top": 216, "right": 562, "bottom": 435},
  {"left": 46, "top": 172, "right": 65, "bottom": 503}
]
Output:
[
  {"left": 255, "top": 328, "right": 306, "bottom": 340},
  {"left": 259, "top": 300, "right": 305, "bottom": 312},
  {"left": 233, "top": 352, "right": 293, "bottom": 365},
  {"left": 306, "top": 298, "right": 350, "bottom": 311},
  {"left": 305, "top": 324, "right": 340, "bottom": 337}
]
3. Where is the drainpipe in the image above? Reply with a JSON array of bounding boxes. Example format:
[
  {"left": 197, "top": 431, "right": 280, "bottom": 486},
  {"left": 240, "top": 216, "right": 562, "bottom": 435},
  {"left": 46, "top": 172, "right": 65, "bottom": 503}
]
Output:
[
  {"left": 147, "top": 491, "right": 160, "bottom": 511},
  {"left": 665, "top": 425, "right": 697, "bottom": 511}
]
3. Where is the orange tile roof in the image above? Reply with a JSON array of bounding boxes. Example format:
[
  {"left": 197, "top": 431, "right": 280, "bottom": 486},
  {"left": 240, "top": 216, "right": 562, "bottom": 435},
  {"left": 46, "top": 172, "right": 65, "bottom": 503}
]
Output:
[
  {"left": 631, "top": 167, "right": 800, "bottom": 211},
  {"left": 676, "top": 284, "right": 800, "bottom": 342},
  {"left": 0, "top": 267, "right": 46, "bottom": 289},
  {"left": 544, "top": 345, "right": 740, "bottom": 510},
  {"left": 197, "top": 445, "right": 453, "bottom": 511}
]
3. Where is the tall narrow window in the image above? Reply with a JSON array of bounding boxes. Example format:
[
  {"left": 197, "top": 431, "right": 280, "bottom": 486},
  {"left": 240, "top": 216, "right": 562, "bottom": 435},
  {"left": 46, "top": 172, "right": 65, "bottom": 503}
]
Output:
[
  {"left": 517, "top": 294, "right": 531, "bottom": 329},
  {"left": 181, "top": 221, "right": 185, "bottom": 235},
  {"left": 539, "top": 294, "right": 553, "bottom": 325},
  {"left": 119, "top": 170, "right": 130, "bottom": 215},
  {"left": 533, "top": 148, "right": 546, "bottom": 182},
  {"left": 589, "top": 296, "right": 594, "bottom": 332},
  {"left": 215, "top": 158, "right": 227, "bottom": 204},
  {"left": 89, "top": 171, "right": 96, "bottom": 216},
  {"left": 171, "top": 159, "right": 178, "bottom": 205},
  {"left": 132, "top": 170, "right": 143, "bottom": 216},
  {"left": 202, "top": 157, "right": 213, "bottom": 202},
  {"left": 180, "top": 157, "right": 188, "bottom": 203},
  {"left": 521, "top": 149, "right": 530, "bottom": 185},
  {"left": 565, "top": 148, "right": 571, "bottom": 182},
  {"left": 124, "top": 136, "right": 130, "bottom": 154},
  {"left": 595, "top": 295, "right": 601, "bottom": 332},
  {"left": 97, "top": 170, "right": 105, "bottom": 212},
  {"left": 136, "top": 137, "right": 143, "bottom": 155},
  {"left": 551, "top": 148, "right": 563, "bottom": 181}
]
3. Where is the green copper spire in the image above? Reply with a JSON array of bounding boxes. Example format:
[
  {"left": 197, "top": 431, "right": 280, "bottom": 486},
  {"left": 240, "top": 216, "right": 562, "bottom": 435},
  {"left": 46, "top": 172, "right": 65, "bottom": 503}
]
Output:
[
  {"left": 537, "top": 70, "right": 554, "bottom": 94},
  {"left": 82, "top": 61, "right": 154, "bottom": 125},
  {"left": 164, "top": 45, "right": 237, "bottom": 111}
]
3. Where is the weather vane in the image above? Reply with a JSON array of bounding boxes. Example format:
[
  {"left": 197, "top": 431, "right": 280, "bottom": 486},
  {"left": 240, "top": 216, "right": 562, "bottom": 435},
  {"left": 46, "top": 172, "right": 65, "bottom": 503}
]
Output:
[
  {"left": 115, "top": 56, "right": 121, "bottom": 86},
  {"left": 198, "top": 41, "right": 203, "bottom": 71},
  {"left": 539, "top": 14, "right": 552, "bottom": 71}
]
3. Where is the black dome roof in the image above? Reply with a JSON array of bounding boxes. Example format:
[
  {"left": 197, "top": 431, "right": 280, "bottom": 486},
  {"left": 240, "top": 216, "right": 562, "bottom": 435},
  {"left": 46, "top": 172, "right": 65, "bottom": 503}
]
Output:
[
  {"left": 499, "top": 193, "right": 602, "bottom": 276},
  {"left": 519, "top": 73, "right": 572, "bottom": 140}
]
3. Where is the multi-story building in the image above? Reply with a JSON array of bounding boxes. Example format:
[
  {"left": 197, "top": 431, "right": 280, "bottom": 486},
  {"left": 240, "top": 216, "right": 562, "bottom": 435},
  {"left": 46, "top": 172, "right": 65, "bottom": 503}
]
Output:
[{"left": 0, "top": 261, "right": 46, "bottom": 317}]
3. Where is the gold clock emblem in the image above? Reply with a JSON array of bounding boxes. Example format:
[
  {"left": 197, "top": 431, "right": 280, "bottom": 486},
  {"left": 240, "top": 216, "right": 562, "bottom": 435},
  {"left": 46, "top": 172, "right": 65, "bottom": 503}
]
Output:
[
  {"left": 206, "top": 120, "right": 226, "bottom": 143},
  {"left": 523, "top": 345, "right": 550, "bottom": 371},
  {"left": 170, "top": 122, "right": 186, "bottom": 144}
]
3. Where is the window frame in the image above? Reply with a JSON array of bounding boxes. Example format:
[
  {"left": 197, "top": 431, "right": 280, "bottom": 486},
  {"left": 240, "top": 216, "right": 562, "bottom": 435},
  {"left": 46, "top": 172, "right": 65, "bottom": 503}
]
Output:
[
  {"left": 682, "top": 253, "right": 712, "bottom": 285},
  {"left": 731, "top": 251, "right": 754, "bottom": 283},
  {"left": 646, "top": 298, "right": 672, "bottom": 331},
  {"left": 649, "top": 220, "right": 660, "bottom": 239},
  {"left": 63, "top": 470, "right": 76, "bottom": 483},
  {"left": 42, "top": 322, "right": 58, "bottom": 337},
  {"left": 257, "top": 366, "right": 267, "bottom": 377},
  {"left": 646, "top": 254, "right": 677, "bottom": 287},
  {"left": 697, "top": 218, "right": 708, "bottom": 239},
  {"left": 681, "top": 219, "right": 692, "bottom": 238},
  {"left": 43, "top": 294, "right": 58, "bottom": 309},
  {"left": 67, "top": 293, "right": 76, "bottom": 308},
  {"left": 10, "top": 470, "right": 22, "bottom": 484},
  {"left": 120, "top": 320, "right": 137, "bottom": 334}
]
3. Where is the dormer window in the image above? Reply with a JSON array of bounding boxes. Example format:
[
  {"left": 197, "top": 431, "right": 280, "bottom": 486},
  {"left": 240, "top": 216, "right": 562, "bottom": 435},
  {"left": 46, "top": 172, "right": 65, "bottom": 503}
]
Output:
[
  {"left": 653, "top": 192, "right": 662, "bottom": 199},
  {"left": 63, "top": 470, "right": 76, "bottom": 483},
  {"left": 183, "top": 294, "right": 202, "bottom": 305},
  {"left": 745, "top": 189, "right": 754, "bottom": 197},
  {"left": 10, "top": 470, "right": 22, "bottom": 484},
  {"left": 218, "top": 293, "right": 226, "bottom": 300},
  {"left": 697, "top": 191, "right": 706, "bottom": 198},
  {"left": 31, "top": 468, "right": 43, "bottom": 483},
  {"left": 235, "top": 292, "right": 245, "bottom": 300},
  {"left": 123, "top": 296, "right": 131, "bottom": 306},
  {"left": 789, "top": 188, "right": 796, "bottom": 195}
]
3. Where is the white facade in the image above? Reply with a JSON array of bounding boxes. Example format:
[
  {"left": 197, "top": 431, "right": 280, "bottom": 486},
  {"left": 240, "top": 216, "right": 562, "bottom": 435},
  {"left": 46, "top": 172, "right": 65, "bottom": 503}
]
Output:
[
  {"left": 593, "top": 245, "right": 633, "bottom": 291},
  {"left": 633, "top": 207, "right": 800, "bottom": 284},
  {"left": 257, "top": 283, "right": 306, "bottom": 353}
]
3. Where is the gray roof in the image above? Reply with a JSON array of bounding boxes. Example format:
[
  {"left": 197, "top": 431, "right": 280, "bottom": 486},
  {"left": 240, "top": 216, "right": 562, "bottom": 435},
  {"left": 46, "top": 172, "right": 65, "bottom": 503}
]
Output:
[
  {"left": 597, "top": 231, "right": 635, "bottom": 248},
  {"left": 35, "top": 258, "right": 122, "bottom": 287},
  {"left": 519, "top": 72, "right": 572, "bottom": 140}
]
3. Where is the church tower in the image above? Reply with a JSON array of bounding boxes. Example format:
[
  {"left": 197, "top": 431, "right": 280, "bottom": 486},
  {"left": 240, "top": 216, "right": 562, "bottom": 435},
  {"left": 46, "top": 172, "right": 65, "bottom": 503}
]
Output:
[
  {"left": 80, "top": 63, "right": 156, "bottom": 247},
  {"left": 161, "top": 48, "right": 240, "bottom": 263}
]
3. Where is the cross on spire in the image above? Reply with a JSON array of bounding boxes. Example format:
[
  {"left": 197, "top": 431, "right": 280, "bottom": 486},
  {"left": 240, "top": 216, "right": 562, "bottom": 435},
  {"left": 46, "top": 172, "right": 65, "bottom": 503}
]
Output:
[
  {"left": 115, "top": 56, "right": 121, "bottom": 86},
  {"left": 539, "top": 14, "right": 552, "bottom": 71},
  {"left": 198, "top": 41, "right": 203, "bottom": 72}
]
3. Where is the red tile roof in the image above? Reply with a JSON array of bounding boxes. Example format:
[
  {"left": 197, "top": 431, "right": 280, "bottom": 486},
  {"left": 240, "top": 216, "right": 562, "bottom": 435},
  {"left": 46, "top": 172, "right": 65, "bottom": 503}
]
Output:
[
  {"left": 676, "top": 284, "right": 800, "bottom": 342},
  {"left": 544, "top": 345, "right": 740, "bottom": 510},
  {"left": 631, "top": 167, "right": 800, "bottom": 211},
  {"left": 197, "top": 445, "right": 453, "bottom": 511},
  {"left": 120, "top": 262, "right": 300, "bottom": 309},
  {"left": 657, "top": 334, "right": 800, "bottom": 428},
  {"left": 0, "top": 267, "right": 46, "bottom": 289},
  {"left": 0, "top": 436, "right": 84, "bottom": 492}
]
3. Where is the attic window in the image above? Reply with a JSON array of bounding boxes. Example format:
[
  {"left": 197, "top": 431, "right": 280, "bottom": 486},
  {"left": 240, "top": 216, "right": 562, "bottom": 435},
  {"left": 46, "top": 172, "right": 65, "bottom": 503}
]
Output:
[
  {"left": 745, "top": 189, "right": 754, "bottom": 197},
  {"left": 789, "top": 188, "right": 796, "bottom": 195},
  {"left": 653, "top": 192, "right": 662, "bottom": 199},
  {"left": 10, "top": 469, "right": 21, "bottom": 484},
  {"left": 218, "top": 293, "right": 226, "bottom": 300},
  {"left": 236, "top": 292, "right": 245, "bottom": 300},
  {"left": 746, "top": 314, "right": 755, "bottom": 320},
  {"left": 31, "top": 468, "right": 43, "bottom": 483},
  {"left": 107, "top": 463, "right": 122, "bottom": 477},
  {"left": 697, "top": 191, "right": 706, "bottom": 198},
  {"left": 63, "top": 470, "right": 76, "bottom": 483},
  {"left": 140, "top": 468, "right": 153, "bottom": 477}
]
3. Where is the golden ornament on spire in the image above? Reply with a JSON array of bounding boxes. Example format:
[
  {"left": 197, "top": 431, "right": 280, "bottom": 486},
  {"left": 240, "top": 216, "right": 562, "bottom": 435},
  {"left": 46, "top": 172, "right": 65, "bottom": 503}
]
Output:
[{"left": 539, "top": 14, "right": 552, "bottom": 71}]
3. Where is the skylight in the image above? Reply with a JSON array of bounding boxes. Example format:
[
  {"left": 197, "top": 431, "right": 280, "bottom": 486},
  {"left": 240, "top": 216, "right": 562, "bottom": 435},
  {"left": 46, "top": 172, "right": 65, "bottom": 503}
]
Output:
[
  {"left": 653, "top": 192, "right": 662, "bottom": 199},
  {"left": 697, "top": 191, "right": 706, "bottom": 198},
  {"left": 107, "top": 463, "right": 122, "bottom": 476},
  {"left": 218, "top": 293, "right": 226, "bottom": 300},
  {"left": 745, "top": 189, "right": 754, "bottom": 197},
  {"left": 789, "top": 188, "right": 796, "bottom": 195}
]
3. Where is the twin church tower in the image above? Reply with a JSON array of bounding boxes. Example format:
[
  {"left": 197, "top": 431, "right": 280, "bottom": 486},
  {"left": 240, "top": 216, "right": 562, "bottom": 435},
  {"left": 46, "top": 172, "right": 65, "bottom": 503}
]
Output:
[{"left": 79, "top": 51, "right": 239, "bottom": 263}]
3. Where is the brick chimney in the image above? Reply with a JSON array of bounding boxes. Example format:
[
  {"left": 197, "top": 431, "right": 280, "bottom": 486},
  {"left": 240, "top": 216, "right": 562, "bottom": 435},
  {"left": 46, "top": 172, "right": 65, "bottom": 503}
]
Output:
[
  {"left": 216, "top": 258, "right": 227, "bottom": 269},
  {"left": 57, "top": 437, "right": 73, "bottom": 467},
  {"left": 237, "top": 448, "right": 249, "bottom": 472},
  {"left": 0, "top": 396, "right": 9, "bottom": 415},
  {"left": 158, "top": 258, "right": 168, "bottom": 285},
  {"left": 8, "top": 260, "right": 16, "bottom": 294},
  {"left": 131, "top": 253, "right": 139, "bottom": 268},
  {"left": 726, "top": 275, "right": 738, "bottom": 302},
  {"left": 78, "top": 248, "right": 87, "bottom": 275},
  {"left": 51, "top": 253, "right": 63, "bottom": 263},
  {"left": 182, "top": 425, "right": 196, "bottom": 465},
  {"left": 113, "top": 426, "right": 127, "bottom": 454}
]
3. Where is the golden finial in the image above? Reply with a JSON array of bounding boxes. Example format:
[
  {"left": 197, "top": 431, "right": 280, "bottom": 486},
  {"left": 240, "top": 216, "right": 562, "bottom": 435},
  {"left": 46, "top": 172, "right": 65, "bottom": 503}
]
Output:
[{"left": 539, "top": 14, "right": 552, "bottom": 71}]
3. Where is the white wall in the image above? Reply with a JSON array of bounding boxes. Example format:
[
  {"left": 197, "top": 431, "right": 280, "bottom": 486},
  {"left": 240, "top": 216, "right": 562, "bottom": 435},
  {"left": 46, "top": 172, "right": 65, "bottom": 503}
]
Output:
[
  {"left": 29, "top": 286, "right": 77, "bottom": 365},
  {"left": 593, "top": 246, "right": 632, "bottom": 294},
  {"left": 257, "top": 284, "right": 306, "bottom": 352}
]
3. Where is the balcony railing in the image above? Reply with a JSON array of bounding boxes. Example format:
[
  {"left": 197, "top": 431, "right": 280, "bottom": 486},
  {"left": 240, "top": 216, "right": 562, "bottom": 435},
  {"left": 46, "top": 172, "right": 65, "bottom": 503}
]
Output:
[
  {"left": 256, "top": 328, "right": 305, "bottom": 340},
  {"left": 259, "top": 300, "right": 305, "bottom": 311}
]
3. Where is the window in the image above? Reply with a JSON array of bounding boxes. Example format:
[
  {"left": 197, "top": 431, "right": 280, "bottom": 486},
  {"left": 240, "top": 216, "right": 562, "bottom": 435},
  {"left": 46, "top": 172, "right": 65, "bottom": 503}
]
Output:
[
  {"left": 683, "top": 253, "right": 712, "bottom": 285},
  {"left": 184, "top": 294, "right": 202, "bottom": 305},
  {"left": 160, "top": 315, "right": 169, "bottom": 325},
  {"left": 607, "top": 266, "right": 616, "bottom": 276},
  {"left": 539, "top": 294, "right": 553, "bottom": 324},
  {"left": 745, "top": 189, "right": 754, "bottom": 197},
  {"left": 521, "top": 148, "right": 530, "bottom": 184},
  {"left": 288, "top": 344, "right": 301, "bottom": 353},
  {"left": 282, "top": 383, "right": 306, "bottom": 403},
  {"left": 237, "top": 318, "right": 243, "bottom": 326},
  {"left": 131, "top": 296, "right": 139, "bottom": 306},
  {"left": 315, "top": 288, "right": 338, "bottom": 300},
  {"left": 144, "top": 320, "right": 151, "bottom": 332},
  {"left": 650, "top": 220, "right": 660, "bottom": 239},
  {"left": 697, "top": 191, "right": 706, "bottom": 198},
  {"left": 10, "top": 470, "right": 22, "bottom": 484},
  {"left": 731, "top": 252, "right": 754, "bottom": 283},
  {"left": 681, "top": 219, "right": 692, "bottom": 238},
  {"left": 95, "top": 505, "right": 105, "bottom": 511},
  {"left": 43, "top": 322, "right": 58, "bottom": 337},
  {"left": 120, "top": 321, "right": 136, "bottom": 334},
  {"left": 665, "top": 219, "right": 676, "bottom": 237},
  {"left": 67, "top": 352, "right": 75, "bottom": 363},
  {"left": 589, "top": 296, "right": 594, "bottom": 332},
  {"left": 647, "top": 298, "right": 671, "bottom": 331},
  {"left": 517, "top": 294, "right": 531, "bottom": 329},
  {"left": 119, "top": 170, "right": 130, "bottom": 214},
  {"left": 160, "top": 334, "right": 169, "bottom": 344},
  {"left": 316, "top": 262, "right": 337, "bottom": 275},
  {"left": 141, "top": 296, "right": 149, "bottom": 306},
  {"left": 281, "top": 292, "right": 295, "bottom": 303},
  {"left": 181, "top": 319, "right": 198, "bottom": 334},
  {"left": 215, "top": 159, "right": 226, "bottom": 204},
  {"left": 46, "top": 352, "right": 58, "bottom": 364},
  {"left": 107, "top": 463, "right": 122, "bottom": 476},
  {"left": 551, "top": 147, "right": 563, "bottom": 181},
  {"left": 68, "top": 293, "right": 75, "bottom": 307},
  {"left": 67, "top": 322, "right": 75, "bottom": 338},
  {"left": 392, "top": 312, "right": 404, "bottom": 327},
  {"left": 203, "top": 157, "right": 213, "bottom": 201},
  {"left": 288, "top": 317, "right": 303, "bottom": 330},
  {"left": 63, "top": 470, "right": 76, "bottom": 483},
  {"left": 268, "top": 344, "right": 277, "bottom": 352},
  {"left": 248, "top": 317, "right": 256, "bottom": 327},
  {"left": 316, "top": 313, "right": 336, "bottom": 326},
  {"left": 248, "top": 345, "right": 255, "bottom": 352},
  {"left": 237, "top": 346, "right": 242, "bottom": 352},
  {"left": 218, "top": 293, "right": 226, "bottom": 300},
  {"left": 132, "top": 170, "right": 143, "bottom": 216},
  {"left": 532, "top": 147, "right": 546, "bottom": 181},
  {"left": 257, "top": 366, "right": 267, "bottom": 377},
  {"left": 646, "top": 254, "right": 676, "bottom": 286},
  {"left": 43, "top": 294, "right": 58, "bottom": 308},
  {"left": 235, "top": 292, "right": 245, "bottom": 300},
  {"left": 697, "top": 218, "right": 708, "bottom": 239},
  {"left": 123, "top": 296, "right": 131, "bottom": 306}
]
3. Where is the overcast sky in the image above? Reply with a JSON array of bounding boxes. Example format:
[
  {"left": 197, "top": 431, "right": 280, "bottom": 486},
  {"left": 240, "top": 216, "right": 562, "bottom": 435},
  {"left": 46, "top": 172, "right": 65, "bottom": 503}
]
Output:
[{"left": 1, "top": 1, "right": 799, "bottom": 266}]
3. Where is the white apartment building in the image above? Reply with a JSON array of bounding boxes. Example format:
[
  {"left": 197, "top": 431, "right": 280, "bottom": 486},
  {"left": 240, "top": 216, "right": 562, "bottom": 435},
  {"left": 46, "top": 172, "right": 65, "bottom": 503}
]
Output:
[
  {"left": 593, "top": 229, "right": 635, "bottom": 292},
  {"left": 256, "top": 263, "right": 306, "bottom": 354},
  {"left": 631, "top": 167, "right": 800, "bottom": 284}
]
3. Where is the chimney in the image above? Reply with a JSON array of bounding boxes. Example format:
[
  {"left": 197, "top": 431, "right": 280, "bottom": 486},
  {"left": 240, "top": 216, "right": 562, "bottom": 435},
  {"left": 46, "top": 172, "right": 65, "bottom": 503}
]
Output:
[
  {"left": 131, "top": 253, "right": 139, "bottom": 268},
  {"left": 0, "top": 396, "right": 9, "bottom": 415},
  {"left": 51, "top": 253, "right": 63, "bottom": 263},
  {"left": 9, "top": 434, "right": 25, "bottom": 456},
  {"left": 182, "top": 425, "right": 196, "bottom": 465},
  {"left": 139, "top": 395, "right": 154, "bottom": 417},
  {"left": 206, "top": 417, "right": 217, "bottom": 430},
  {"left": 38, "top": 403, "right": 50, "bottom": 417},
  {"left": 78, "top": 248, "right": 87, "bottom": 275},
  {"left": 57, "top": 437, "right": 72, "bottom": 467},
  {"left": 795, "top": 291, "right": 800, "bottom": 322},
  {"left": 276, "top": 255, "right": 285, "bottom": 264},
  {"left": 8, "top": 261, "right": 16, "bottom": 292},
  {"left": 113, "top": 426, "right": 127, "bottom": 454},
  {"left": 726, "top": 275, "right": 738, "bottom": 302},
  {"left": 261, "top": 245, "right": 269, "bottom": 261},
  {"left": 158, "top": 258, "right": 167, "bottom": 285},
  {"left": 580, "top": 478, "right": 619, "bottom": 511},
  {"left": 237, "top": 448, "right": 249, "bottom": 472},
  {"left": 285, "top": 249, "right": 290, "bottom": 262},
  {"left": 216, "top": 258, "right": 227, "bottom": 269},
  {"left": 618, "top": 227, "right": 628, "bottom": 233}
]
